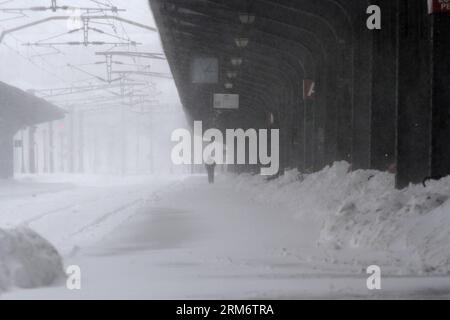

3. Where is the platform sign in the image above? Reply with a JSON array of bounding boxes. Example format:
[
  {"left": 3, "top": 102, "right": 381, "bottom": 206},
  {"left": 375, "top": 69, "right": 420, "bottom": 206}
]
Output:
[
  {"left": 191, "top": 57, "right": 219, "bottom": 84},
  {"left": 213, "top": 93, "right": 239, "bottom": 110},
  {"left": 303, "top": 79, "right": 316, "bottom": 100},
  {"left": 428, "top": 0, "right": 450, "bottom": 13}
]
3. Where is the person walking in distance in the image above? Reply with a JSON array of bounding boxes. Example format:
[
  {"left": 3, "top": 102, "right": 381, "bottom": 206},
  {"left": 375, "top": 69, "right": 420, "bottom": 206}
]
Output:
[{"left": 205, "top": 156, "right": 216, "bottom": 184}]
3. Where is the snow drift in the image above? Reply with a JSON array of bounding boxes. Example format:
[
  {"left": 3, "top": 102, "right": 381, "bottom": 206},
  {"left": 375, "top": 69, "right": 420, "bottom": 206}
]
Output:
[
  {"left": 0, "top": 227, "right": 65, "bottom": 293},
  {"left": 228, "top": 161, "right": 450, "bottom": 275}
]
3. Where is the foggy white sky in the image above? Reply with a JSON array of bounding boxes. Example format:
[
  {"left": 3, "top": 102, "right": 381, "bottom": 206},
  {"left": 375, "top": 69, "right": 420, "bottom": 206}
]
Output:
[{"left": 0, "top": 0, "right": 180, "bottom": 105}]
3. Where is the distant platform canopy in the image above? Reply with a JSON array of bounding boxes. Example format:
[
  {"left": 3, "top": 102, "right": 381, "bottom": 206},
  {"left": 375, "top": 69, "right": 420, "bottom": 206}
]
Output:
[
  {"left": 0, "top": 81, "right": 65, "bottom": 131},
  {"left": 149, "top": 0, "right": 450, "bottom": 188},
  {"left": 0, "top": 81, "right": 65, "bottom": 179}
]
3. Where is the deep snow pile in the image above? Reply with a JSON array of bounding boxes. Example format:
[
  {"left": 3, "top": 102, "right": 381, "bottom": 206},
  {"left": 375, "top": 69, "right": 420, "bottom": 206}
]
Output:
[
  {"left": 0, "top": 227, "right": 65, "bottom": 293},
  {"left": 228, "top": 162, "right": 450, "bottom": 274}
]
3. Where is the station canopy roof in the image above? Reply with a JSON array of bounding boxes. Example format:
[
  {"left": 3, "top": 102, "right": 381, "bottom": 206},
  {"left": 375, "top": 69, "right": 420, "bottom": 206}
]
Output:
[{"left": 0, "top": 81, "right": 65, "bottom": 129}]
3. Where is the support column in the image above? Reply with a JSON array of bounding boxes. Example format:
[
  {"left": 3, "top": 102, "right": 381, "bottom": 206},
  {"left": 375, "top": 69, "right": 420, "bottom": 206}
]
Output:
[
  {"left": 28, "top": 125, "right": 37, "bottom": 174},
  {"left": 396, "top": 0, "right": 432, "bottom": 188},
  {"left": 48, "top": 122, "right": 54, "bottom": 173},
  {"left": 0, "top": 129, "right": 14, "bottom": 179},
  {"left": 120, "top": 105, "right": 126, "bottom": 175},
  {"left": 43, "top": 128, "right": 48, "bottom": 173},
  {"left": 59, "top": 130, "right": 65, "bottom": 172},
  {"left": 352, "top": 24, "right": 373, "bottom": 170},
  {"left": 292, "top": 104, "right": 304, "bottom": 172},
  {"left": 69, "top": 106, "right": 75, "bottom": 173},
  {"left": 313, "top": 74, "right": 328, "bottom": 171},
  {"left": 303, "top": 99, "right": 314, "bottom": 172},
  {"left": 276, "top": 105, "right": 286, "bottom": 175},
  {"left": 78, "top": 110, "right": 84, "bottom": 173},
  {"left": 21, "top": 130, "right": 26, "bottom": 174},
  {"left": 430, "top": 14, "right": 450, "bottom": 178},
  {"left": 370, "top": 0, "right": 398, "bottom": 172},
  {"left": 324, "top": 67, "right": 338, "bottom": 167},
  {"left": 336, "top": 82, "right": 353, "bottom": 163},
  {"left": 335, "top": 43, "right": 353, "bottom": 166}
]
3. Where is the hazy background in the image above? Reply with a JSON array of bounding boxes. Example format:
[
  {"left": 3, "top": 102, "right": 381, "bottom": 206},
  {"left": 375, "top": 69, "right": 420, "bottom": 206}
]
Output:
[{"left": 0, "top": 0, "right": 188, "bottom": 175}]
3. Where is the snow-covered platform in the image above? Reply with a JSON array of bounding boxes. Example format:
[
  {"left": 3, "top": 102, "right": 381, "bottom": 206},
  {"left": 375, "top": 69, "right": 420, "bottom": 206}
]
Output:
[{"left": 1, "top": 167, "right": 450, "bottom": 299}]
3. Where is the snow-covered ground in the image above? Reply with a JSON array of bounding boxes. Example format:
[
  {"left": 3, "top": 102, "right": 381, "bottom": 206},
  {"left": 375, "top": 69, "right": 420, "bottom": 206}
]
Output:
[
  {"left": 1, "top": 165, "right": 450, "bottom": 299},
  {"left": 0, "top": 174, "right": 182, "bottom": 296},
  {"left": 231, "top": 162, "right": 450, "bottom": 275}
]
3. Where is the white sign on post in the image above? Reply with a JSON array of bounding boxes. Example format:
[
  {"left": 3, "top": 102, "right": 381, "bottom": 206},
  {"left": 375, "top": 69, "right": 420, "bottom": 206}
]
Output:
[{"left": 213, "top": 93, "right": 239, "bottom": 110}]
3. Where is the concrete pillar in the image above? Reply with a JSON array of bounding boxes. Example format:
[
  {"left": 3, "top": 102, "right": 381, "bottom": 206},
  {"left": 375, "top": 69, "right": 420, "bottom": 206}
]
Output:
[
  {"left": 430, "top": 14, "right": 450, "bottom": 179},
  {"left": 313, "top": 74, "right": 328, "bottom": 171},
  {"left": 352, "top": 23, "right": 373, "bottom": 170},
  {"left": 78, "top": 111, "right": 84, "bottom": 173},
  {"left": 336, "top": 82, "right": 353, "bottom": 163},
  {"left": 370, "top": 0, "right": 398, "bottom": 172},
  {"left": 303, "top": 99, "right": 314, "bottom": 172},
  {"left": 335, "top": 43, "right": 353, "bottom": 166},
  {"left": 0, "top": 129, "right": 14, "bottom": 179},
  {"left": 43, "top": 128, "right": 48, "bottom": 173},
  {"left": 396, "top": 0, "right": 432, "bottom": 188},
  {"left": 48, "top": 122, "right": 54, "bottom": 173},
  {"left": 120, "top": 105, "right": 126, "bottom": 175},
  {"left": 324, "top": 68, "right": 338, "bottom": 167},
  {"left": 69, "top": 106, "right": 75, "bottom": 173},
  {"left": 59, "top": 131, "right": 65, "bottom": 172},
  {"left": 291, "top": 104, "right": 304, "bottom": 172},
  {"left": 28, "top": 125, "right": 37, "bottom": 174},
  {"left": 21, "top": 130, "right": 26, "bottom": 174}
]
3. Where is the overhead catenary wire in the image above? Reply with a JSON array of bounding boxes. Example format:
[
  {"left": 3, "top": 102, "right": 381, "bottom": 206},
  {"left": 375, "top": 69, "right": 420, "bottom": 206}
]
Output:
[
  {"left": 0, "top": 0, "right": 125, "bottom": 14},
  {"left": 1, "top": 38, "right": 69, "bottom": 84},
  {"left": 1, "top": 1, "right": 162, "bottom": 112}
]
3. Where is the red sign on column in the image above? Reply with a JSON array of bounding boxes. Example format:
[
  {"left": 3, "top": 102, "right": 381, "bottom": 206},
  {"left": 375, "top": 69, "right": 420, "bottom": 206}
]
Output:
[
  {"left": 303, "top": 80, "right": 316, "bottom": 100},
  {"left": 428, "top": 0, "right": 450, "bottom": 14}
]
